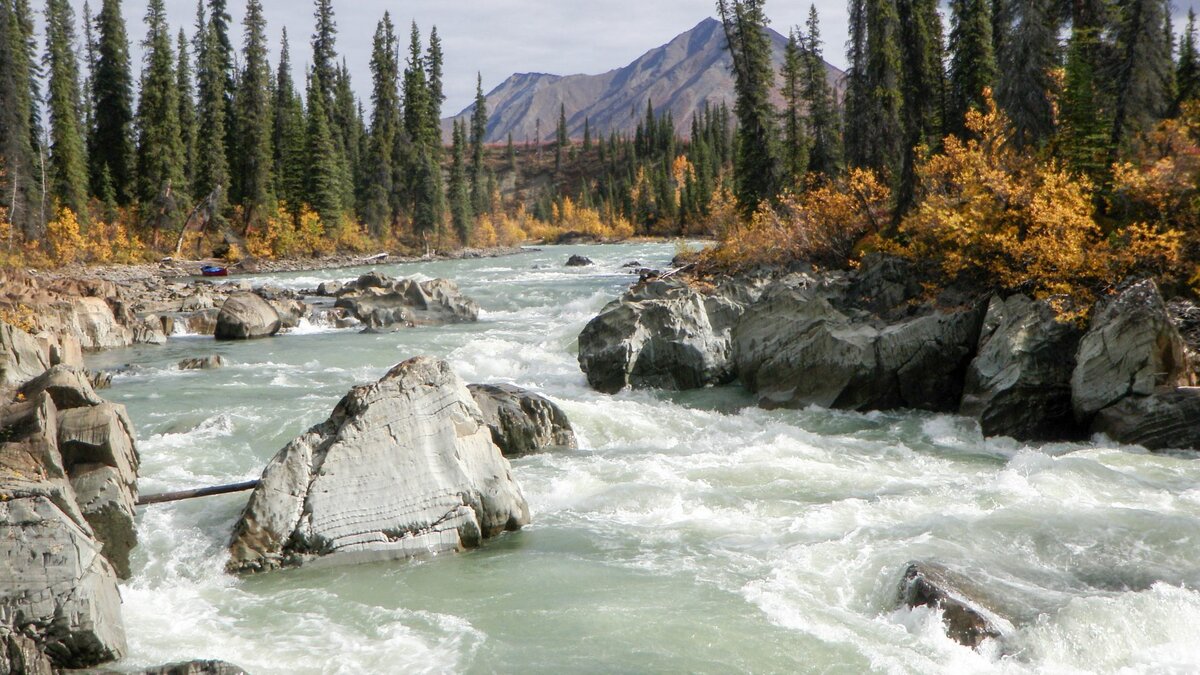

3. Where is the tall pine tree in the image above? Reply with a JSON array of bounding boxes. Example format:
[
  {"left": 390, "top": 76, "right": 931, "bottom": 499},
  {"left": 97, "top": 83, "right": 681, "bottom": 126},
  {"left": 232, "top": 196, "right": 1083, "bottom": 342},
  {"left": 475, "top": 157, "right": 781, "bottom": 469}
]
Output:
[
  {"left": 194, "top": 12, "right": 229, "bottom": 223},
  {"left": 90, "top": 0, "right": 135, "bottom": 206},
  {"left": 176, "top": 29, "right": 197, "bottom": 190},
  {"left": 234, "top": 0, "right": 273, "bottom": 230},
  {"left": 1109, "top": 0, "right": 1173, "bottom": 148},
  {"left": 305, "top": 68, "right": 341, "bottom": 224},
  {"left": 469, "top": 72, "right": 488, "bottom": 213},
  {"left": 716, "top": 0, "right": 779, "bottom": 213},
  {"left": 863, "top": 0, "right": 904, "bottom": 177},
  {"left": 947, "top": 0, "right": 997, "bottom": 136},
  {"left": 843, "top": 0, "right": 871, "bottom": 169},
  {"left": 449, "top": 118, "right": 472, "bottom": 243},
  {"left": 272, "top": 28, "right": 305, "bottom": 217},
  {"left": 362, "top": 12, "right": 398, "bottom": 233},
  {"left": 995, "top": 0, "right": 1058, "bottom": 146},
  {"left": 44, "top": 0, "right": 89, "bottom": 219},
  {"left": 1178, "top": 9, "right": 1200, "bottom": 110},
  {"left": 0, "top": 0, "right": 40, "bottom": 235},
  {"left": 799, "top": 6, "right": 841, "bottom": 177},
  {"left": 135, "top": 0, "right": 186, "bottom": 237},
  {"left": 779, "top": 28, "right": 809, "bottom": 189},
  {"left": 896, "top": 0, "right": 943, "bottom": 213}
]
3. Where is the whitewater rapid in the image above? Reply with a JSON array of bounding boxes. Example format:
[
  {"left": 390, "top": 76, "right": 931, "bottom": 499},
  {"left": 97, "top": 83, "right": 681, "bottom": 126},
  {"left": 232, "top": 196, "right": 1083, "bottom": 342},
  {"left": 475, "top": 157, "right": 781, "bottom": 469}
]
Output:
[{"left": 86, "top": 243, "right": 1200, "bottom": 674}]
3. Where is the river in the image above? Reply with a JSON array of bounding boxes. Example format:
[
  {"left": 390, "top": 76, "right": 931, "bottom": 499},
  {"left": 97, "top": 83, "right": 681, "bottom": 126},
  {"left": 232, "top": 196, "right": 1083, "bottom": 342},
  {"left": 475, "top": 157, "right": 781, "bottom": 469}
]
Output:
[{"left": 86, "top": 242, "right": 1200, "bottom": 674}]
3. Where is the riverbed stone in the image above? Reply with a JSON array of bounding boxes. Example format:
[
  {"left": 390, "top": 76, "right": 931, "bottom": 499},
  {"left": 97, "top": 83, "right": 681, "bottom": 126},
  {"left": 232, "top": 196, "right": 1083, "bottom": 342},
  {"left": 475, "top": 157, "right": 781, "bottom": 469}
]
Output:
[
  {"left": 214, "top": 293, "right": 281, "bottom": 340},
  {"left": 578, "top": 278, "right": 748, "bottom": 394},
  {"left": 333, "top": 274, "right": 479, "bottom": 329},
  {"left": 468, "top": 383, "right": 577, "bottom": 457},
  {"left": 960, "top": 295, "right": 1084, "bottom": 440},
  {"left": 227, "top": 356, "right": 529, "bottom": 573},
  {"left": 565, "top": 255, "right": 594, "bottom": 267},
  {"left": 898, "top": 562, "right": 1012, "bottom": 648},
  {"left": 1091, "top": 388, "right": 1200, "bottom": 451},
  {"left": 1071, "top": 281, "right": 1191, "bottom": 423},
  {"left": 178, "top": 355, "right": 224, "bottom": 370}
]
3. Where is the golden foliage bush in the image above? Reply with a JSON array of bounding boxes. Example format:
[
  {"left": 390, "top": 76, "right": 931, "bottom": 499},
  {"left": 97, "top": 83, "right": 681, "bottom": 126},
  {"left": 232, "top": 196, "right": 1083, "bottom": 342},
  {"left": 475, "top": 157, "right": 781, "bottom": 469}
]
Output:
[
  {"left": 698, "top": 169, "right": 891, "bottom": 273},
  {"left": 899, "top": 91, "right": 1185, "bottom": 306}
]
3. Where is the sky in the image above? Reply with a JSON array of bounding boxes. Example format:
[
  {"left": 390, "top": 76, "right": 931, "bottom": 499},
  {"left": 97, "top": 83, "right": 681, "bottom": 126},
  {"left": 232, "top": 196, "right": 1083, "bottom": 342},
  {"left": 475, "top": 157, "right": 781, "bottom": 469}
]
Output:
[
  {"left": 50, "top": 0, "right": 1200, "bottom": 116},
  {"left": 98, "top": 0, "right": 849, "bottom": 115}
]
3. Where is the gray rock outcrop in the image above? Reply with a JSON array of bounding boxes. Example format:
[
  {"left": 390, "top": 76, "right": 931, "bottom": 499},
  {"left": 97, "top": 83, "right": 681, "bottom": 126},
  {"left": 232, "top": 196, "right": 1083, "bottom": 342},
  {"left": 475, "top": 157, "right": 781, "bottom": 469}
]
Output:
[
  {"left": 1, "top": 322, "right": 49, "bottom": 390},
  {"left": 468, "top": 383, "right": 577, "bottom": 457},
  {"left": 214, "top": 293, "right": 281, "bottom": 340},
  {"left": 733, "top": 282, "right": 984, "bottom": 411},
  {"left": 1, "top": 389, "right": 129, "bottom": 669},
  {"left": 227, "top": 356, "right": 529, "bottom": 573},
  {"left": 577, "top": 278, "right": 750, "bottom": 394},
  {"left": 898, "top": 562, "right": 1013, "bottom": 648},
  {"left": 565, "top": 255, "right": 594, "bottom": 267},
  {"left": 332, "top": 273, "right": 480, "bottom": 329},
  {"left": 83, "top": 659, "right": 250, "bottom": 674},
  {"left": 959, "top": 295, "right": 1084, "bottom": 440},
  {"left": 1071, "top": 280, "right": 1191, "bottom": 422},
  {"left": 1091, "top": 388, "right": 1200, "bottom": 451}
]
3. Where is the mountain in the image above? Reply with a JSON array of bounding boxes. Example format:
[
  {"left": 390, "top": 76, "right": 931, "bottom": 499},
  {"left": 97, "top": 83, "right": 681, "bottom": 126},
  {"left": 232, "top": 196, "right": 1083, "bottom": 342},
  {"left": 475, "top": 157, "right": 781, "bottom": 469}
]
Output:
[{"left": 443, "top": 17, "right": 844, "bottom": 144}]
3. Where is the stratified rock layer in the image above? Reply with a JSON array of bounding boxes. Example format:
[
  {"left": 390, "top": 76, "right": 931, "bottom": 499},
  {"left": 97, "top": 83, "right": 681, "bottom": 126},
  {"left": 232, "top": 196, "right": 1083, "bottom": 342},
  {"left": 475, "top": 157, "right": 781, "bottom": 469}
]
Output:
[{"left": 468, "top": 383, "right": 577, "bottom": 457}]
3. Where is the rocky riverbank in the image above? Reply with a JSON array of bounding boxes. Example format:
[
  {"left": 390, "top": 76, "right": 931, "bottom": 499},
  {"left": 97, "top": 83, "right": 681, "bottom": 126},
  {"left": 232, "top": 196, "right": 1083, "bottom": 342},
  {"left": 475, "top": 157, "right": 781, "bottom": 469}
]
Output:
[{"left": 578, "top": 254, "right": 1200, "bottom": 451}]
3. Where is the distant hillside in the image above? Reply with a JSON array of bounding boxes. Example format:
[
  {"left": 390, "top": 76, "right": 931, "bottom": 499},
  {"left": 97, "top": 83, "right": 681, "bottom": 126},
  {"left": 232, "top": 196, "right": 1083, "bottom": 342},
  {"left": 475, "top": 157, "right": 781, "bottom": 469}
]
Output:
[{"left": 443, "top": 17, "right": 843, "bottom": 144}]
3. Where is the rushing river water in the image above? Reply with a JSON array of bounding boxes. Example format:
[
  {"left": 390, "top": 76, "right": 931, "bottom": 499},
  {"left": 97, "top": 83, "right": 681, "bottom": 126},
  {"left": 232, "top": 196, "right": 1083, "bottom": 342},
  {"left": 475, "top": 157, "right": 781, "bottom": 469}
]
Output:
[{"left": 86, "top": 243, "right": 1200, "bottom": 674}]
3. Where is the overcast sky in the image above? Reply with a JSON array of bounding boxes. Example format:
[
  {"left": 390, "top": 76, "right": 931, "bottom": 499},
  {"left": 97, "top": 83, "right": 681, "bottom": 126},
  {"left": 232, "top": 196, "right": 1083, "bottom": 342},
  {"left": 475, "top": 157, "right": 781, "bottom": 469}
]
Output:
[
  {"left": 57, "top": 0, "right": 1199, "bottom": 116},
  {"left": 96, "top": 0, "right": 845, "bottom": 114}
]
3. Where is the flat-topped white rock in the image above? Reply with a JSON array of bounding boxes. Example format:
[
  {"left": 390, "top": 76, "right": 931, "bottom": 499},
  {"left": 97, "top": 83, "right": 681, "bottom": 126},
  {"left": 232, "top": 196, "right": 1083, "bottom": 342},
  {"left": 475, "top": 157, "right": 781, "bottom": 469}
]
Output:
[{"left": 227, "top": 356, "right": 530, "bottom": 573}]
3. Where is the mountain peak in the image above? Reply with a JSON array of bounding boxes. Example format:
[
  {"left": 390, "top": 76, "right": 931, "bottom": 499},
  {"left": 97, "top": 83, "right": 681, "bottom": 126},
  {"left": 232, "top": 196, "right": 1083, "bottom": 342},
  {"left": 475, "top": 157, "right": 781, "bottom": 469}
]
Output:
[{"left": 443, "top": 18, "right": 842, "bottom": 143}]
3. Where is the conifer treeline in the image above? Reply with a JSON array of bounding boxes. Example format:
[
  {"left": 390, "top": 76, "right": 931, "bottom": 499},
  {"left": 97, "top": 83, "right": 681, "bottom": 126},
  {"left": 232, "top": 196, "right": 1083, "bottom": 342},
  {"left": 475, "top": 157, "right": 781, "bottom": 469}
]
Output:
[
  {"left": 715, "top": 0, "right": 1194, "bottom": 218},
  {"left": 0, "top": 0, "right": 471, "bottom": 249}
]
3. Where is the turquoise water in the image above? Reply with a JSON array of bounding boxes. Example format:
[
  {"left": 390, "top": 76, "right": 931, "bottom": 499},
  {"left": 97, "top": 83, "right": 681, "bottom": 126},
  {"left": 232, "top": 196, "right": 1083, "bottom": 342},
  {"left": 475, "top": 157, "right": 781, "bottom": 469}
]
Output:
[{"left": 88, "top": 243, "right": 1200, "bottom": 674}]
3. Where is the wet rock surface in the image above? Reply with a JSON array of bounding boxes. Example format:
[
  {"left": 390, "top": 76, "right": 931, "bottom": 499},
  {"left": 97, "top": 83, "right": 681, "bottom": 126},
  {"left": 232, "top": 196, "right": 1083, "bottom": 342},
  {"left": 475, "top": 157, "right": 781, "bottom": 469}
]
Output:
[
  {"left": 468, "top": 383, "right": 577, "bottom": 457},
  {"left": 328, "top": 273, "right": 480, "bottom": 329},
  {"left": 898, "top": 562, "right": 1012, "bottom": 648}
]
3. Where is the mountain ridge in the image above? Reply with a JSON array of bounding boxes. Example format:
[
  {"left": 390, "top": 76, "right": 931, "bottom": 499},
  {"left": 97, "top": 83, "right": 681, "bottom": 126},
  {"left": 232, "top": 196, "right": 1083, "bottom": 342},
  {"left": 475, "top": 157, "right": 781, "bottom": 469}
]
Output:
[{"left": 443, "top": 17, "right": 843, "bottom": 144}]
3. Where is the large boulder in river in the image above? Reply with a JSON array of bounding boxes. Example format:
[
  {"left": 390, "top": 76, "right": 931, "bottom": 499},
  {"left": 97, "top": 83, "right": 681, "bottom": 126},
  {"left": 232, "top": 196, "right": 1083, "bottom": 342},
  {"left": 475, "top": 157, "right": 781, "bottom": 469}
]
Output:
[
  {"left": 1070, "top": 280, "right": 1191, "bottom": 422},
  {"left": 1091, "top": 388, "right": 1200, "bottom": 451},
  {"left": 959, "top": 295, "right": 1084, "bottom": 440},
  {"left": 1, "top": 321, "right": 49, "bottom": 390},
  {"left": 468, "top": 383, "right": 577, "bottom": 457},
  {"left": 333, "top": 273, "right": 479, "bottom": 329},
  {"left": 898, "top": 562, "right": 1012, "bottom": 648},
  {"left": 733, "top": 281, "right": 984, "bottom": 411},
  {"left": 227, "top": 356, "right": 529, "bottom": 573},
  {"left": 214, "top": 292, "right": 281, "bottom": 340},
  {"left": 578, "top": 278, "right": 749, "bottom": 394},
  {"left": 0, "top": 391, "right": 128, "bottom": 670}
]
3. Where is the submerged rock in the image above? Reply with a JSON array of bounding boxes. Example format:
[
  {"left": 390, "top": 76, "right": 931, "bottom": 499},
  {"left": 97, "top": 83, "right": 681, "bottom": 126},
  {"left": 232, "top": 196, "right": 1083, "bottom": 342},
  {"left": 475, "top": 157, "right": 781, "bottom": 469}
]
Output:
[
  {"left": 333, "top": 273, "right": 479, "bottom": 329},
  {"left": 179, "top": 355, "right": 225, "bottom": 370},
  {"left": 468, "top": 383, "right": 577, "bottom": 457},
  {"left": 1071, "top": 280, "right": 1191, "bottom": 422},
  {"left": 578, "top": 278, "right": 750, "bottom": 394},
  {"left": 898, "top": 562, "right": 1012, "bottom": 648},
  {"left": 83, "top": 659, "right": 250, "bottom": 674},
  {"left": 227, "top": 356, "right": 529, "bottom": 573},
  {"left": 1091, "top": 388, "right": 1200, "bottom": 451},
  {"left": 565, "top": 255, "right": 594, "bottom": 267},
  {"left": 960, "top": 295, "right": 1084, "bottom": 440},
  {"left": 214, "top": 293, "right": 281, "bottom": 340}
]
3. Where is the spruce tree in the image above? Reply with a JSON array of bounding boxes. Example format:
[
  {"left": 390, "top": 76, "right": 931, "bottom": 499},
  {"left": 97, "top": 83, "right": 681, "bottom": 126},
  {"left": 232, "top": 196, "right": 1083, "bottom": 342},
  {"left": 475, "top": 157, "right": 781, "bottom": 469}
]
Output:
[
  {"left": 469, "top": 72, "right": 488, "bottom": 213},
  {"left": 555, "top": 102, "right": 567, "bottom": 173},
  {"left": 843, "top": 0, "right": 871, "bottom": 168},
  {"left": 81, "top": 1, "right": 96, "bottom": 142},
  {"left": 449, "top": 118, "right": 472, "bottom": 243},
  {"left": 311, "top": 0, "right": 337, "bottom": 111},
  {"left": 799, "top": 6, "right": 841, "bottom": 177},
  {"left": 780, "top": 28, "right": 809, "bottom": 188},
  {"left": 362, "top": 12, "right": 398, "bottom": 233},
  {"left": 947, "top": 0, "right": 997, "bottom": 136},
  {"left": 1110, "top": 0, "right": 1173, "bottom": 148},
  {"left": 1060, "top": 28, "right": 1111, "bottom": 183},
  {"left": 305, "top": 69, "right": 341, "bottom": 225},
  {"left": 896, "top": 0, "right": 944, "bottom": 212},
  {"left": 402, "top": 23, "right": 430, "bottom": 145},
  {"left": 583, "top": 117, "right": 591, "bottom": 153},
  {"left": 234, "top": 0, "right": 273, "bottom": 230},
  {"left": 426, "top": 26, "right": 444, "bottom": 146},
  {"left": 135, "top": 0, "right": 186, "bottom": 235},
  {"left": 995, "top": 0, "right": 1058, "bottom": 146},
  {"left": 272, "top": 28, "right": 305, "bottom": 216},
  {"left": 0, "top": 0, "right": 40, "bottom": 235},
  {"left": 44, "top": 0, "right": 90, "bottom": 218},
  {"left": 90, "top": 0, "right": 135, "bottom": 206},
  {"left": 863, "top": 0, "right": 904, "bottom": 177},
  {"left": 1178, "top": 9, "right": 1200, "bottom": 110},
  {"left": 176, "top": 29, "right": 197, "bottom": 189},
  {"left": 717, "top": 0, "right": 779, "bottom": 213},
  {"left": 194, "top": 14, "right": 229, "bottom": 223}
]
